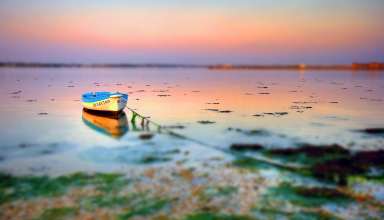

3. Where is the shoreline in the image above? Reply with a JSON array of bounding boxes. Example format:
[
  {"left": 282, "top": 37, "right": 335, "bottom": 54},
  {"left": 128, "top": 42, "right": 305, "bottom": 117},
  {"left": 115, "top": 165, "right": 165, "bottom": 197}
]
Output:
[{"left": 1, "top": 62, "right": 383, "bottom": 71}]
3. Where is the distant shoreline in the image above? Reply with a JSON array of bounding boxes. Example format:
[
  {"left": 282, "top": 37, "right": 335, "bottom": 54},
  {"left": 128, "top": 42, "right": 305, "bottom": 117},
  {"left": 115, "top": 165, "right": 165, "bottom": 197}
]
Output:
[{"left": 0, "top": 62, "right": 383, "bottom": 71}]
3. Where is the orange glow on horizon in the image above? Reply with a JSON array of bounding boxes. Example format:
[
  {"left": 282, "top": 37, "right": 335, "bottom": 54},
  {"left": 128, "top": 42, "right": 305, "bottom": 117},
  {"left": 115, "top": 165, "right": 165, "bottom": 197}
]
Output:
[{"left": 1, "top": 7, "right": 382, "bottom": 54}]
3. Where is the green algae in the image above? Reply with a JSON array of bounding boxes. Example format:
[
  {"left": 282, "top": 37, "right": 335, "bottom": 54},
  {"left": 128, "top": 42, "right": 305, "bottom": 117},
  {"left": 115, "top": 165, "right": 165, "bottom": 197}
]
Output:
[
  {"left": 130, "top": 111, "right": 138, "bottom": 123},
  {"left": 311, "top": 150, "right": 384, "bottom": 185},
  {"left": 91, "top": 173, "right": 130, "bottom": 193},
  {"left": 34, "top": 207, "right": 78, "bottom": 220},
  {"left": 165, "top": 149, "right": 181, "bottom": 154},
  {"left": 80, "top": 194, "right": 136, "bottom": 210},
  {"left": 80, "top": 191, "right": 171, "bottom": 219},
  {"left": 212, "top": 186, "right": 238, "bottom": 196},
  {"left": 0, "top": 173, "right": 69, "bottom": 203},
  {"left": 184, "top": 212, "right": 255, "bottom": 220},
  {"left": 230, "top": 144, "right": 350, "bottom": 170},
  {"left": 138, "top": 150, "right": 182, "bottom": 164},
  {"left": 200, "top": 186, "right": 238, "bottom": 202},
  {"left": 348, "top": 175, "right": 384, "bottom": 185},
  {"left": 0, "top": 172, "right": 171, "bottom": 219},
  {"left": 252, "top": 207, "right": 339, "bottom": 220},
  {"left": 232, "top": 157, "right": 274, "bottom": 170},
  {"left": 79, "top": 186, "right": 172, "bottom": 218},
  {"left": 231, "top": 146, "right": 384, "bottom": 187},
  {"left": 0, "top": 172, "right": 128, "bottom": 204},
  {"left": 117, "top": 197, "right": 170, "bottom": 219},
  {"left": 139, "top": 155, "right": 171, "bottom": 164},
  {"left": 230, "top": 144, "right": 263, "bottom": 152},
  {"left": 265, "top": 182, "right": 353, "bottom": 207},
  {"left": 263, "top": 144, "right": 350, "bottom": 166}
]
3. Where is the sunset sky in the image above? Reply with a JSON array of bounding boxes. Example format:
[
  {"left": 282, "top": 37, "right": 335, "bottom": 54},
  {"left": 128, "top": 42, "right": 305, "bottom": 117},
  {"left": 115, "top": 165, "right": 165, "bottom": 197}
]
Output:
[{"left": 0, "top": 0, "right": 383, "bottom": 64}]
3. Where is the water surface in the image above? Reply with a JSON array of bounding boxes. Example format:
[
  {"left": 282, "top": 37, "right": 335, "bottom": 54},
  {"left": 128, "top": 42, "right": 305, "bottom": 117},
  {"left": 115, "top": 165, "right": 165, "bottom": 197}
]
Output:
[{"left": 0, "top": 68, "right": 383, "bottom": 219}]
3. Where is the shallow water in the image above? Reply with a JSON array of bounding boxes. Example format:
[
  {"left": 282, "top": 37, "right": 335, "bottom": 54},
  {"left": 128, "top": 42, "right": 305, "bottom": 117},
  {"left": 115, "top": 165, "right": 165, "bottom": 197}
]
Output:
[
  {"left": 0, "top": 68, "right": 383, "bottom": 173},
  {"left": 0, "top": 68, "right": 384, "bottom": 219}
]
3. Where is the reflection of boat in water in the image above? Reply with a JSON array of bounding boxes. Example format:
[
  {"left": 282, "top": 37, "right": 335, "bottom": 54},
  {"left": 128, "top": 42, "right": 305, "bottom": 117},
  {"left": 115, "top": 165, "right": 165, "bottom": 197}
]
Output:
[
  {"left": 82, "top": 108, "right": 128, "bottom": 138},
  {"left": 82, "top": 92, "right": 128, "bottom": 112}
]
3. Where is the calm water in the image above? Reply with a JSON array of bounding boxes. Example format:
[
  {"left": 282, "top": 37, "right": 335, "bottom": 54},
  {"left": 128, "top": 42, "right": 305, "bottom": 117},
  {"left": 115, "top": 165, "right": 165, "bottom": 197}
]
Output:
[{"left": 0, "top": 68, "right": 384, "bottom": 219}]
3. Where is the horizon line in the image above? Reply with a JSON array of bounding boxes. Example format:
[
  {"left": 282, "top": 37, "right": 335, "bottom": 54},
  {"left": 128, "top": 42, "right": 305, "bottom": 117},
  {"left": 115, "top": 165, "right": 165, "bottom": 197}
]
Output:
[{"left": 0, "top": 61, "right": 383, "bottom": 71}]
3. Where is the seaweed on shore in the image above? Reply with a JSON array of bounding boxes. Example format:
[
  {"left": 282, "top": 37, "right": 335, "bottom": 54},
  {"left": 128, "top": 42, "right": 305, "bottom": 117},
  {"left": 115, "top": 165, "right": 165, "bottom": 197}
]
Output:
[
  {"left": 230, "top": 143, "right": 349, "bottom": 166},
  {"left": 185, "top": 212, "right": 255, "bottom": 220},
  {"left": 117, "top": 197, "right": 170, "bottom": 219},
  {"left": 29, "top": 184, "right": 171, "bottom": 220},
  {"left": 264, "top": 144, "right": 349, "bottom": 165},
  {"left": 311, "top": 150, "right": 384, "bottom": 185},
  {"left": 264, "top": 182, "right": 354, "bottom": 207},
  {"left": 232, "top": 157, "right": 276, "bottom": 170},
  {"left": 252, "top": 206, "right": 339, "bottom": 220},
  {"left": 199, "top": 185, "right": 238, "bottom": 202},
  {"left": 34, "top": 207, "right": 78, "bottom": 220},
  {"left": 79, "top": 192, "right": 145, "bottom": 210},
  {"left": 230, "top": 144, "right": 264, "bottom": 151},
  {"left": 0, "top": 172, "right": 129, "bottom": 204},
  {"left": 230, "top": 142, "right": 384, "bottom": 186}
]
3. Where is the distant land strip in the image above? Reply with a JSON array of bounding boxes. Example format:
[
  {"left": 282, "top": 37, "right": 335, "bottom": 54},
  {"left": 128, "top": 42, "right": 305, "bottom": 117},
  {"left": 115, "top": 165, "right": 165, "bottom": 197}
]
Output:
[
  {"left": 0, "top": 62, "right": 202, "bottom": 69},
  {"left": 0, "top": 62, "right": 383, "bottom": 71}
]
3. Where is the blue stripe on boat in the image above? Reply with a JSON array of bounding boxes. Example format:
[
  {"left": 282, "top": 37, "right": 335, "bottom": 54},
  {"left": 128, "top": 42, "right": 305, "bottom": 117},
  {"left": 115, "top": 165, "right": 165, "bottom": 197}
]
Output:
[
  {"left": 120, "top": 94, "right": 129, "bottom": 100},
  {"left": 82, "top": 92, "right": 128, "bottom": 103},
  {"left": 82, "top": 92, "right": 111, "bottom": 103}
]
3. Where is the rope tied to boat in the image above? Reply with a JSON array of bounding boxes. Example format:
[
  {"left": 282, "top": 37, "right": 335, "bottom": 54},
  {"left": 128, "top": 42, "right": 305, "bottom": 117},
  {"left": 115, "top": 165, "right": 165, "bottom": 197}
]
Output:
[
  {"left": 126, "top": 106, "right": 161, "bottom": 130},
  {"left": 125, "top": 106, "right": 212, "bottom": 145},
  {"left": 124, "top": 106, "right": 307, "bottom": 171}
]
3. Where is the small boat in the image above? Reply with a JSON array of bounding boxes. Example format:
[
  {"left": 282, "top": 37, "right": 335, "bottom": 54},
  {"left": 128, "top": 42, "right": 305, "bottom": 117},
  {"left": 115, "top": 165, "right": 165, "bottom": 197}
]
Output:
[{"left": 82, "top": 92, "right": 128, "bottom": 112}]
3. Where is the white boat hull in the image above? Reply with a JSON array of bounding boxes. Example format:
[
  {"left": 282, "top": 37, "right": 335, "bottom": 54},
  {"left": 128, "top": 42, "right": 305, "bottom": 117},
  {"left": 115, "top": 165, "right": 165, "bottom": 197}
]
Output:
[{"left": 82, "top": 95, "right": 127, "bottom": 112}]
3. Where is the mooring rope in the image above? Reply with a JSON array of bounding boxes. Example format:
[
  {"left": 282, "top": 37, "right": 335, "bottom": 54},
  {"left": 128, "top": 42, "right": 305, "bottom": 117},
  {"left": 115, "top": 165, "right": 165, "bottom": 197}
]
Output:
[
  {"left": 124, "top": 106, "right": 306, "bottom": 171},
  {"left": 125, "top": 106, "right": 216, "bottom": 148}
]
